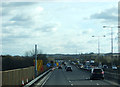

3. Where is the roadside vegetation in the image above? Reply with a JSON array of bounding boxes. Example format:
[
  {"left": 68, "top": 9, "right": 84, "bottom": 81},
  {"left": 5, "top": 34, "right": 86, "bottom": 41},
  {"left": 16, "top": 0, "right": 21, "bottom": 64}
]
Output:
[{"left": 2, "top": 49, "right": 49, "bottom": 71}]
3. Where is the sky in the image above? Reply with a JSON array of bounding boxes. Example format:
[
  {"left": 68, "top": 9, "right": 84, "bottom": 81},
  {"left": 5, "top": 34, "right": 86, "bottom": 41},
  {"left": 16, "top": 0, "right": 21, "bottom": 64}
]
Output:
[{"left": 1, "top": 0, "right": 119, "bottom": 56}]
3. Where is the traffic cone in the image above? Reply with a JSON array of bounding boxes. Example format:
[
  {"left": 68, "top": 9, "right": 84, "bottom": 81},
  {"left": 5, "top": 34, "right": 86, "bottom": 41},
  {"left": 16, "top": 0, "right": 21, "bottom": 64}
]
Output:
[
  {"left": 41, "top": 66, "right": 44, "bottom": 72},
  {"left": 33, "top": 76, "right": 34, "bottom": 79},
  {"left": 22, "top": 79, "right": 24, "bottom": 86},
  {"left": 26, "top": 78, "right": 28, "bottom": 83}
]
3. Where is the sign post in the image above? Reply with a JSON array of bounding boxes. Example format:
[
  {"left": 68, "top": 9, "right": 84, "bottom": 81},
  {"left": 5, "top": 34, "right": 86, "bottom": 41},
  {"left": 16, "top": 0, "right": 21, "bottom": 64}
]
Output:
[{"left": 35, "top": 44, "right": 37, "bottom": 78}]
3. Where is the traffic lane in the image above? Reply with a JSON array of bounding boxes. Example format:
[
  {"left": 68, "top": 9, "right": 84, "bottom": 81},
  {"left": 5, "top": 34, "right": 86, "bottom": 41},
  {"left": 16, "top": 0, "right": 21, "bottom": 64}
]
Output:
[
  {"left": 63, "top": 64, "right": 90, "bottom": 81},
  {"left": 63, "top": 64, "right": 115, "bottom": 86},
  {"left": 44, "top": 68, "right": 70, "bottom": 85}
]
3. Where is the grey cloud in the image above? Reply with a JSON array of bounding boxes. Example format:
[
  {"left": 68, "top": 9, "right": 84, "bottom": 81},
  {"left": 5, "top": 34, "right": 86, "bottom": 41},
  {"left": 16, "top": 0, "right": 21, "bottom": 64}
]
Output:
[
  {"left": 3, "top": 14, "right": 33, "bottom": 28},
  {"left": 2, "top": 33, "right": 32, "bottom": 45},
  {"left": 10, "top": 15, "right": 30, "bottom": 22},
  {"left": 87, "top": 40, "right": 96, "bottom": 44},
  {"left": 62, "top": 41, "right": 86, "bottom": 51},
  {"left": 64, "top": 43, "right": 77, "bottom": 49},
  {"left": 82, "top": 31, "right": 89, "bottom": 34},
  {"left": 2, "top": 2, "right": 37, "bottom": 16},
  {"left": 90, "top": 7, "right": 118, "bottom": 22},
  {"left": 3, "top": 21, "right": 32, "bottom": 28},
  {"left": 2, "top": 2, "right": 37, "bottom": 7},
  {"left": 2, "top": 8, "right": 9, "bottom": 16},
  {"left": 35, "top": 23, "right": 59, "bottom": 32},
  {"left": 3, "top": 34, "right": 31, "bottom": 39}
]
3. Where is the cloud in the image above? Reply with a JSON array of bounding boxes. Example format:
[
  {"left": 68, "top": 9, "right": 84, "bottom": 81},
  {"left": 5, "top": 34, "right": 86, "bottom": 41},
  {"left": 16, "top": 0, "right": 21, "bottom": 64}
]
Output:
[
  {"left": 35, "top": 23, "right": 60, "bottom": 33},
  {"left": 82, "top": 29, "right": 93, "bottom": 34},
  {"left": 8, "top": 14, "right": 32, "bottom": 27},
  {"left": 2, "top": 6, "right": 44, "bottom": 28},
  {"left": 2, "top": 2, "right": 37, "bottom": 7},
  {"left": 10, "top": 15, "right": 30, "bottom": 22},
  {"left": 35, "top": 7, "right": 44, "bottom": 12},
  {"left": 90, "top": 7, "right": 118, "bottom": 23}
]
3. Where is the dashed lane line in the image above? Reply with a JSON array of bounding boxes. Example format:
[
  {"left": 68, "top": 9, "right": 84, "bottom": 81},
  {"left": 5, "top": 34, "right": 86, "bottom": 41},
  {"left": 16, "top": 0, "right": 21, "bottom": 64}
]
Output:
[
  {"left": 96, "top": 83, "right": 99, "bottom": 85},
  {"left": 71, "top": 84, "right": 74, "bottom": 86}
]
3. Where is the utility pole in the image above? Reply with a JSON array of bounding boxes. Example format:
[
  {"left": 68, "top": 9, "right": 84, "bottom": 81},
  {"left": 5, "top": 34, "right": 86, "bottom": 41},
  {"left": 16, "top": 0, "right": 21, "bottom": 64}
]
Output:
[{"left": 35, "top": 44, "right": 37, "bottom": 78}]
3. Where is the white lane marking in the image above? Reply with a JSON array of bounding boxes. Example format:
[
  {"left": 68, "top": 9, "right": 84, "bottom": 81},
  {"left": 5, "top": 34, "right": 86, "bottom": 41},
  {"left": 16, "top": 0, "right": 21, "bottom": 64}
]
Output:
[
  {"left": 104, "top": 80, "right": 120, "bottom": 86},
  {"left": 69, "top": 81, "right": 71, "bottom": 83},
  {"left": 96, "top": 83, "right": 99, "bottom": 85},
  {"left": 90, "top": 80, "right": 92, "bottom": 82},
  {"left": 36, "top": 72, "right": 51, "bottom": 86},
  {"left": 71, "top": 84, "right": 73, "bottom": 86},
  {"left": 41, "top": 72, "right": 52, "bottom": 87}
]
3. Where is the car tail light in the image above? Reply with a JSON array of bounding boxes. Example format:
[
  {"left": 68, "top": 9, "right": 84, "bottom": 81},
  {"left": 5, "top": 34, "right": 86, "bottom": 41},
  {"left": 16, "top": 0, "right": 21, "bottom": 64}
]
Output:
[{"left": 102, "top": 71, "right": 104, "bottom": 74}]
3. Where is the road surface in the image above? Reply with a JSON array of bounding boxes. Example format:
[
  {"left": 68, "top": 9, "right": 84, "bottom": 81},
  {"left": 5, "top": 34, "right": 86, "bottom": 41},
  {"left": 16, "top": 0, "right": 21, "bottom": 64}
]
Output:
[{"left": 34, "top": 63, "right": 119, "bottom": 87}]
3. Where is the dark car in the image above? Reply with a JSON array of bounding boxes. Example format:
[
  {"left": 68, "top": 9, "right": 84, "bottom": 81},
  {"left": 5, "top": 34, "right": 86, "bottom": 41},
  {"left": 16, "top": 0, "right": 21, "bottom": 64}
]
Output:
[
  {"left": 65, "top": 66, "right": 68, "bottom": 69},
  {"left": 90, "top": 68, "right": 104, "bottom": 80},
  {"left": 58, "top": 66, "right": 62, "bottom": 69},
  {"left": 66, "top": 66, "right": 72, "bottom": 72}
]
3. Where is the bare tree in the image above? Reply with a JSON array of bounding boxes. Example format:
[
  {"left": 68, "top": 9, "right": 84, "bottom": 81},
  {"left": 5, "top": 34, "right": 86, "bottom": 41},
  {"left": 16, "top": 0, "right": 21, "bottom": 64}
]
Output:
[{"left": 24, "top": 49, "right": 43, "bottom": 57}]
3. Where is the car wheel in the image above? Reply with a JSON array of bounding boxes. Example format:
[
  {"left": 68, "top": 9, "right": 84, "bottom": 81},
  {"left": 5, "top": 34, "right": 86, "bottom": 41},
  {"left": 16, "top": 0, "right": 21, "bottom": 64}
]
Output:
[
  {"left": 90, "top": 77, "right": 93, "bottom": 80},
  {"left": 101, "top": 77, "right": 104, "bottom": 80}
]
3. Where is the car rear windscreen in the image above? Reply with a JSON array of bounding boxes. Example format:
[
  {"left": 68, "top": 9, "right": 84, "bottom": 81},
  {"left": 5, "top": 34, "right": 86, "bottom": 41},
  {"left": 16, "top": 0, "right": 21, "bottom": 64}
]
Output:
[{"left": 93, "top": 69, "right": 102, "bottom": 73}]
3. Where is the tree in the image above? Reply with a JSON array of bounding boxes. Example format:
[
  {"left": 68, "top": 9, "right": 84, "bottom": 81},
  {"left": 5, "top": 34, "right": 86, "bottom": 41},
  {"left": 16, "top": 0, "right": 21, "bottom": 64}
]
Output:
[
  {"left": 24, "top": 49, "right": 43, "bottom": 57},
  {"left": 24, "top": 49, "right": 48, "bottom": 65}
]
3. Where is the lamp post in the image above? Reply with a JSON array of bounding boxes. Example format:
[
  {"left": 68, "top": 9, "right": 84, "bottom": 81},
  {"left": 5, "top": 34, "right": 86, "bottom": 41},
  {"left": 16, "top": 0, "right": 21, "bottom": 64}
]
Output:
[
  {"left": 92, "top": 35, "right": 105, "bottom": 67},
  {"left": 103, "top": 26, "right": 114, "bottom": 54},
  {"left": 103, "top": 26, "right": 115, "bottom": 66},
  {"left": 92, "top": 35, "right": 106, "bottom": 55},
  {"left": 118, "top": 26, "right": 120, "bottom": 53},
  {"left": 103, "top": 25, "right": 120, "bottom": 66}
]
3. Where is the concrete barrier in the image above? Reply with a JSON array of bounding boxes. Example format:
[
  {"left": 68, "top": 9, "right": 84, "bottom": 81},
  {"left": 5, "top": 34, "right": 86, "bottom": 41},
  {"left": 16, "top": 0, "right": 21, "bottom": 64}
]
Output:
[
  {"left": 2, "top": 65, "right": 49, "bottom": 86},
  {"left": 105, "top": 72, "right": 120, "bottom": 84},
  {"left": 2, "top": 66, "right": 34, "bottom": 86}
]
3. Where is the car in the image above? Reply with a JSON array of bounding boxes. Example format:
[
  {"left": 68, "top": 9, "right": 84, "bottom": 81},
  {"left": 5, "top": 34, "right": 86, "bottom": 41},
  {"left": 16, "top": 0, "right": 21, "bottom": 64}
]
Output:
[
  {"left": 102, "top": 65, "right": 108, "bottom": 69},
  {"left": 112, "top": 65, "right": 117, "bottom": 70},
  {"left": 90, "top": 68, "right": 104, "bottom": 80},
  {"left": 66, "top": 66, "right": 72, "bottom": 72},
  {"left": 102, "top": 65, "right": 108, "bottom": 70},
  {"left": 87, "top": 66, "right": 92, "bottom": 71},
  {"left": 58, "top": 66, "right": 62, "bottom": 69},
  {"left": 65, "top": 66, "right": 68, "bottom": 69}
]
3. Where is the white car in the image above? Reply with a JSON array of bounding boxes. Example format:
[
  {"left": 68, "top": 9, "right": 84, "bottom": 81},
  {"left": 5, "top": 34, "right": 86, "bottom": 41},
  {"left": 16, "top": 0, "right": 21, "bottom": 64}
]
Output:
[{"left": 112, "top": 66, "right": 117, "bottom": 70}]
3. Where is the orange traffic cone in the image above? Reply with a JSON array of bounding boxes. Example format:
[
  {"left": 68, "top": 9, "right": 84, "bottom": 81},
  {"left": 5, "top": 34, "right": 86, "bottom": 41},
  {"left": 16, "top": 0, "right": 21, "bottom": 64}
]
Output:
[{"left": 33, "top": 76, "right": 34, "bottom": 79}]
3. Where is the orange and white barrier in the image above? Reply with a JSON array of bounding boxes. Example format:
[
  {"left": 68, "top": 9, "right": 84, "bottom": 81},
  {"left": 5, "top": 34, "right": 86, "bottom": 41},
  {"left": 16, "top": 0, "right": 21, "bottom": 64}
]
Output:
[
  {"left": 22, "top": 79, "right": 24, "bottom": 86},
  {"left": 26, "top": 78, "right": 28, "bottom": 83}
]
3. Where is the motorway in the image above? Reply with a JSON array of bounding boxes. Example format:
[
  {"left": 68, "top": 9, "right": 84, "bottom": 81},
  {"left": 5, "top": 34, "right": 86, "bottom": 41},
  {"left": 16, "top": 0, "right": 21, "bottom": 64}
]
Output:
[{"left": 33, "top": 63, "right": 120, "bottom": 87}]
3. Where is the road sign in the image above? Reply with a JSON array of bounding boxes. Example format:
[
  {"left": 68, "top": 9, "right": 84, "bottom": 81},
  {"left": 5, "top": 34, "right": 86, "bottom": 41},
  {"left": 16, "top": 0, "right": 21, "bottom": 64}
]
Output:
[{"left": 47, "top": 63, "right": 51, "bottom": 67}]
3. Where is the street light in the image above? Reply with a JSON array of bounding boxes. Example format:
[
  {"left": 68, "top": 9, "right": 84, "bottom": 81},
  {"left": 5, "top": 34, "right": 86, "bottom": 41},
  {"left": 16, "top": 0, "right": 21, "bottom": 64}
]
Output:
[
  {"left": 92, "top": 35, "right": 105, "bottom": 67},
  {"left": 103, "top": 25, "right": 120, "bottom": 53},
  {"left": 103, "top": 26, "right": 114, "bottom": 54},
  {"left": 103, "top": 25, "right": 120, "bottom": 66},
  {"left": 92, "top": 35, "right": 106, "bottom": 55}
]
